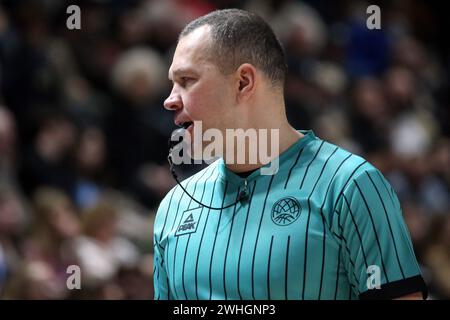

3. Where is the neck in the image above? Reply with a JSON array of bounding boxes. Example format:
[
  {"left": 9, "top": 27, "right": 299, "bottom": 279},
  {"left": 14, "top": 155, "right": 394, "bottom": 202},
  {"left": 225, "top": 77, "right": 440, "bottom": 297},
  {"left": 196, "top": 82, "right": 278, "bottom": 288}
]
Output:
[{"left": 223, "top": 121, "right": 303, "bottom": 173}]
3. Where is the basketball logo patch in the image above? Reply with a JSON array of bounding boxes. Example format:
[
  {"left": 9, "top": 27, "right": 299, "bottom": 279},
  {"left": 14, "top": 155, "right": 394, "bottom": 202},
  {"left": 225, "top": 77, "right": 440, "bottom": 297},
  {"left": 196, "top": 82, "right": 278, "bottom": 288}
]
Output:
[{"left": 271, "top": 197, "right": 301, "bottom": 226}]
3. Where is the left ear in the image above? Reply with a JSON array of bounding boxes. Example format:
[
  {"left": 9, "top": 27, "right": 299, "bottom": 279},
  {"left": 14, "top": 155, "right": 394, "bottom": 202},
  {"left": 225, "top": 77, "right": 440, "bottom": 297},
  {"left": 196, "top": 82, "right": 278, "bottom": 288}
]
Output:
[{"left": 235, "top": 63, "right": 257, "bottom": 101}]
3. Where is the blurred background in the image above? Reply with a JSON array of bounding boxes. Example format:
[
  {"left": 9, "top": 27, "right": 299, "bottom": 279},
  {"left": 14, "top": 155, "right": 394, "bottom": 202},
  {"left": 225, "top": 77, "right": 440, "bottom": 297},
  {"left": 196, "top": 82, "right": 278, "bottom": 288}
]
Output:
[{"left": 0, "top": 0, "right": 448, "bottom": 299}]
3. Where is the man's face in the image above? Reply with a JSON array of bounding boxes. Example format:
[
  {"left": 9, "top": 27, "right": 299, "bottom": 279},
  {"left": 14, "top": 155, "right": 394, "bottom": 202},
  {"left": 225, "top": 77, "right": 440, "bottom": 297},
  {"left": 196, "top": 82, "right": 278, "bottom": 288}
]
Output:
[{"left": 164, "top": 26, "right": 236, "bottom": 139}]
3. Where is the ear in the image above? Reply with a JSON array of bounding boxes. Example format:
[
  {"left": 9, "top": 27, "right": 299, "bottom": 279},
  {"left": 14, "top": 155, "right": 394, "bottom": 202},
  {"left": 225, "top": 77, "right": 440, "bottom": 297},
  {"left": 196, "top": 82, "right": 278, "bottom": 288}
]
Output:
[{"left": 235, "top": 63, "right": 257, "bottom": 100}]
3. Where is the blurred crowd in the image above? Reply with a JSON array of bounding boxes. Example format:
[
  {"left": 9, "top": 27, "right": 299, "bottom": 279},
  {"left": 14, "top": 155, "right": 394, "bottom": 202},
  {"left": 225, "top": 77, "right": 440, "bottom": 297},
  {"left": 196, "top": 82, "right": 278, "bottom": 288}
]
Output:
[{"left": 0, "top": 0, "right": 448, "bottom": 299}]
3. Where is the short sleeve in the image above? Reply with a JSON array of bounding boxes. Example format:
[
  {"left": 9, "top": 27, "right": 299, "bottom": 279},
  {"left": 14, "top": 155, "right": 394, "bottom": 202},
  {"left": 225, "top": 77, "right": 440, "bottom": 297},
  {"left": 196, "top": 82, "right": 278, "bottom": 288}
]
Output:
[
  {"left": 153, "top": 233, "right": 170, "bottom": 300},
  {"left": 334, "top": 167, "right": 428, "bottom": 299},
  {"left": 153, "top": 192, "right": 175, "bottom": 300}
]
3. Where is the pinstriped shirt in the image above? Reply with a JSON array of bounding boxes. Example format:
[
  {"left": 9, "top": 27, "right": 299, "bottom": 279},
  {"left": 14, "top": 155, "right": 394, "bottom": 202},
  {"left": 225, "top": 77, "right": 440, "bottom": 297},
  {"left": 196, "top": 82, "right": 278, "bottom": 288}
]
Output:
[{"left": 153, "top": 130, "right": 427, "bottom": 300}]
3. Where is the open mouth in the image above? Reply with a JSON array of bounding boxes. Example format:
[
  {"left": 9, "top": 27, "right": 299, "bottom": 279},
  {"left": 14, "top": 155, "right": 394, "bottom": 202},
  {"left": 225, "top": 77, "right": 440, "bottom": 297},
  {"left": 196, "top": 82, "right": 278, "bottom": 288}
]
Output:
[{"left": 179, "top": 121, "right": 193, "bottom": 130}]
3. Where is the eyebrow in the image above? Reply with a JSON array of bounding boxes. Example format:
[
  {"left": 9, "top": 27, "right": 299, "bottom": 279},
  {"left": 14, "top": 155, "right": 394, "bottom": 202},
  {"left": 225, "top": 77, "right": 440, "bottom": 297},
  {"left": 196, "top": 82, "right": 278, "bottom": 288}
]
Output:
[{"left": 168, "top": 68, "right": 196, "bottom": 80}]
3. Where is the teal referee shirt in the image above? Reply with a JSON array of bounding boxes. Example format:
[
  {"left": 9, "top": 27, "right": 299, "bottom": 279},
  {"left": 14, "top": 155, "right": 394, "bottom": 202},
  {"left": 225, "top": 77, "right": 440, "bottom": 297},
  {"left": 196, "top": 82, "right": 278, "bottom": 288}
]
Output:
[{"left": 153, "top": 130, "right": 427, "bottom": 300}]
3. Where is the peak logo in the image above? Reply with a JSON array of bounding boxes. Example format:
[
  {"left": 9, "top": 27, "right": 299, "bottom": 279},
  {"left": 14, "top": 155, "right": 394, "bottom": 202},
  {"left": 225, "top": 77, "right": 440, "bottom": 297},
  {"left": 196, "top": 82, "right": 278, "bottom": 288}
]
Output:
[{"left": 175, "top": 208, "right": 202, "bottom": 236}]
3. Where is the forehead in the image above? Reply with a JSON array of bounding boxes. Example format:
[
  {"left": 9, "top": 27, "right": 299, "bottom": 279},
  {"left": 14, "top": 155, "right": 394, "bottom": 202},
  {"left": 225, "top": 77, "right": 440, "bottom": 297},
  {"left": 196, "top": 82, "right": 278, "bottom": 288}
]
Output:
[{"left": 169, "top": 26, "right": 214, "bottom": 76}]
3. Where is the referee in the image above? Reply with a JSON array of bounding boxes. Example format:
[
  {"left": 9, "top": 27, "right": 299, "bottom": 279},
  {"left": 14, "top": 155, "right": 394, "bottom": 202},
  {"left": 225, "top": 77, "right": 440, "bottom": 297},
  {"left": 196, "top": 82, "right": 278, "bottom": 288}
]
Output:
[{"left": 153, "top": 9, "right": 428, "bottom": 300}]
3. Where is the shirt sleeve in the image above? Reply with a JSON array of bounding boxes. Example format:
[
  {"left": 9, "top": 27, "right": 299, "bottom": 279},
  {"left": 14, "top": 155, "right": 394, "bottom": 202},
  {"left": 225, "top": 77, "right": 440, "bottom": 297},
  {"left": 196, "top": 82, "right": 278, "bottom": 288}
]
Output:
[
  {"left": 153, "top": 233, "right": 170, "bottom": 300},
  {"left": 333, "top": 167, "right": 428, "bottom": 300},
  {"left": 153, "top": 193, "right": 173, "bottom": 300}
]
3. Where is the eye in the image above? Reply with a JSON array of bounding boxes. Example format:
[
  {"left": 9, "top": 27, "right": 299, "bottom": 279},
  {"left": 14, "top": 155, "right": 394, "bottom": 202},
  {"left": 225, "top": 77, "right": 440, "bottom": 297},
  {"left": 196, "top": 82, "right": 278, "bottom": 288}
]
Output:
[{"left": 181, "top": 77, "right": 195, "bottom": 87}]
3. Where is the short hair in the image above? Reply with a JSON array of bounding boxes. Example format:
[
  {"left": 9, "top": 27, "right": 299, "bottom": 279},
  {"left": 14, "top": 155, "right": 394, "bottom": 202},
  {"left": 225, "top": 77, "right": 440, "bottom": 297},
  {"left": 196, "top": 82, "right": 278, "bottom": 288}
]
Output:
[{"left": 180, "top": 9, "right": 287, "bottom": 87}]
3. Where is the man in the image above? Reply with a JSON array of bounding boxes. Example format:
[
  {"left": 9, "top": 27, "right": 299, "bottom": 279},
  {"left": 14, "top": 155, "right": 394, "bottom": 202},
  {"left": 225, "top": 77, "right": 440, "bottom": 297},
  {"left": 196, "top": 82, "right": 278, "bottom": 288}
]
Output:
[{"left": 153, "top": 9, "right": 427, "bottom": 300}]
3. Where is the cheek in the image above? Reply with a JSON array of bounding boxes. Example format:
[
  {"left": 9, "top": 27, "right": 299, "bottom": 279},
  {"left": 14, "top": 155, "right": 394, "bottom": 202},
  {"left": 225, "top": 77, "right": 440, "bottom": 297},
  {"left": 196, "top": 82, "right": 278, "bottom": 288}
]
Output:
[
  {"left": 184, "top": 80, "right": 234, "bottom": 128},
  {"left": 185, "top": 88, "right": 219, "bottom": 119}
]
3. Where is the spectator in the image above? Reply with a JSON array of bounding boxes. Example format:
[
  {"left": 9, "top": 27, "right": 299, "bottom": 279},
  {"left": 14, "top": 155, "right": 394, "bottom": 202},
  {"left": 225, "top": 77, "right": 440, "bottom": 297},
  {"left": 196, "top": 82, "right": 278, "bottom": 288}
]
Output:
[
  {"left": 73, "top": 201, "right": 140, "bottom": 290},
  {"left": 4, "top": 187, "right": 81, "bottom": 299}
]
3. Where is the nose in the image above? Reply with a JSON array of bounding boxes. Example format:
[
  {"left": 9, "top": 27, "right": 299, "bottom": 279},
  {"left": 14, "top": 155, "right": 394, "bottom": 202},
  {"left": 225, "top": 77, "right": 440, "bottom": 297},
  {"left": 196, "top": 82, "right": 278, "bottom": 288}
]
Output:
[{"left": 164, "top": 89, "right": 183, "bottom": 111}]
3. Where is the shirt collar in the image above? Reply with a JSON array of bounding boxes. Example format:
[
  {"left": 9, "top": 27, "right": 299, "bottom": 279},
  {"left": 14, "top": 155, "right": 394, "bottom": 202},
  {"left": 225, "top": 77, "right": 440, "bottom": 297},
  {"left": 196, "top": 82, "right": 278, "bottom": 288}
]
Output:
[{"left": 217, "top": 130, "right": 317, "bottom": 183}]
